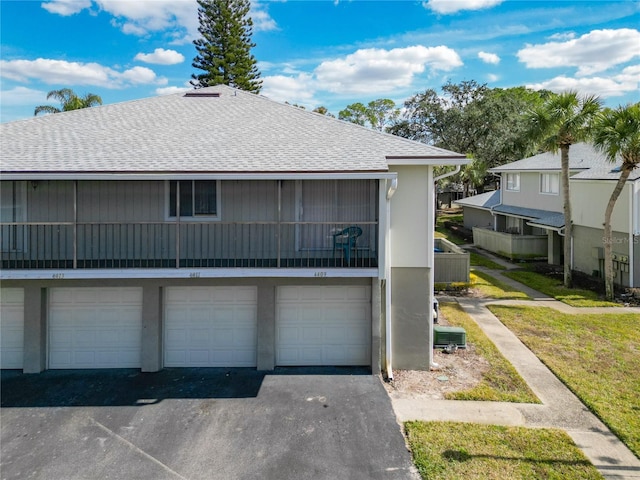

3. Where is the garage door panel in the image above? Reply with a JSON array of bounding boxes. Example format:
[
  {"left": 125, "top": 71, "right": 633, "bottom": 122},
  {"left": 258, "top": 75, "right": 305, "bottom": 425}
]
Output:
[
  {"left": 276, "top": 286, "right": 371, "bottom": 366},
  {"left": 49, "top": 287, "right": 142, "bottom": 369},
  {"left": 164, "top": 287, "right": 257, "bottom": 367},
  {"left": 1, "top": 288, "right": 24, "bottom": 369}
]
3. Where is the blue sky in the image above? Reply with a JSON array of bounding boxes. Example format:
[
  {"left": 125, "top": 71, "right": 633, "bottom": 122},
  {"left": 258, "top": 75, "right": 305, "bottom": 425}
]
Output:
[{"left": 1, "top": 0, "right": 639, "bottom": 123}]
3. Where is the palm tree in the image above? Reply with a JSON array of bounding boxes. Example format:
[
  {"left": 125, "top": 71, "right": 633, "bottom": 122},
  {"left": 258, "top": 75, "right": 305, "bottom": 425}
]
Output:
[
  {"left": 34, "top": 88, "right": 102, "bottom": 116},
  {"left": 526, "top": 91, "right": 602, "bottom": 288},
  {"left": 592, "top": 103, "right": 640, "bottom": 300}
]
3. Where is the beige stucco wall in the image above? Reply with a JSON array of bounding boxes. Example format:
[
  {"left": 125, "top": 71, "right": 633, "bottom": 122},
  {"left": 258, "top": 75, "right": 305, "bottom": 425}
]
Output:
[
  {"left": 389, "top": 166, "right": 431, "bottom": 268},
  {"left": 572, "top": 180, "right": 631, "bottom": 233},
  {"left": 501, "top": 172, "right": 563, "bottom": 212}
]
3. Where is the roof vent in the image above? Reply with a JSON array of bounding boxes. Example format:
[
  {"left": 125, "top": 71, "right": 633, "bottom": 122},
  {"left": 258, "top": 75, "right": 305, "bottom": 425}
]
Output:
[{"left": 184, "top": 91, "right": 221, "bottom": 98}]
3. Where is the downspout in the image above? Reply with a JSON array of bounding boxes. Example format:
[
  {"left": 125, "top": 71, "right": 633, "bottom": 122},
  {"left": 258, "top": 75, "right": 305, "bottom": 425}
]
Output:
[
  {"left": 385, "top": 177, "right": 397, "bottom": 381},
  {"left": 629, "top": 181, "right": 636, "bottom": 288},
  {"left": 489, "top": 172, "right": 502, "bottom": 231}
]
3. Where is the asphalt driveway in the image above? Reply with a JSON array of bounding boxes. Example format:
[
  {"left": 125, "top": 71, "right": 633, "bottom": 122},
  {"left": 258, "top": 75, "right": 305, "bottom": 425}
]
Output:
[{"left": 1, "top": 368, "right": 418, "bottom": 480}]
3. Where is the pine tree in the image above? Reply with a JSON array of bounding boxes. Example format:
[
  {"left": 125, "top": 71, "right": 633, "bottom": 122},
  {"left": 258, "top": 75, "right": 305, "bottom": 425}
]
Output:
[{"left": 191, "top": 0, "right": 262, "bottom": 93}]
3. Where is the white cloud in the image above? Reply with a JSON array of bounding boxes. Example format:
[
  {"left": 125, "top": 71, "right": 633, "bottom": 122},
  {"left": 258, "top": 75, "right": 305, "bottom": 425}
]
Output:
[
  {"left": 261, "top": 73, "right": 317, "bottom": 106},
  {"left": 135, "top": 48, "right": 185, "bottom": 65},
  {"left": 0, "top": 86, "right": 47, "bottom": 106},
  {"left": 547, "top": 32, "right": 576, "bottom": 41},
  {"left": 0, "top": 58, "right": 165, "bottom": 88},
  {"left": 424, "top": 0, "right": 504, "bottom": 14},
  {"left": 314, "top": 45, "right": 462, "bottom": 95},
  {"left": 251, "top": 3, "right": 278, "bottom": 32},
  {"left": 41, "top": 0, "right": 91, "bottom": 16},
  {"left": 518, "top": 28, "right": 640, "bottom": 76},
  {"left": 156, "top": 85, "right": 192, "bottom": 96},
  {"left": 478, "top": 51, "right": 500, "bottom": 64},
  {"left": 42, "top": 0, "right": 278, "bottom": 40},
  {"left": 487, "top": 73, "right": 499, "bottom": 82},
  {"left": 527, "top": 66, "right": 640, "bottom": 99}
]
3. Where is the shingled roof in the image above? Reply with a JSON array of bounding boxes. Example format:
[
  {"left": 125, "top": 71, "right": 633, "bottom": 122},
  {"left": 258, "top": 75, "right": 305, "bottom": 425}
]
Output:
[
  {"left": 1, "top": 85, "right": 465, "bottom": 176},
  {"left": 489, "top": 143, "right": 612, "bottom": 173}
]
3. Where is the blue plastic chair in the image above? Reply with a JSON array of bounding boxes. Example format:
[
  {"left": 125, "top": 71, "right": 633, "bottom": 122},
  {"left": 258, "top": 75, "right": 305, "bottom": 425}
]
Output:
[{"left": 332, "top": 226, "right": 362, "bottom": 264}]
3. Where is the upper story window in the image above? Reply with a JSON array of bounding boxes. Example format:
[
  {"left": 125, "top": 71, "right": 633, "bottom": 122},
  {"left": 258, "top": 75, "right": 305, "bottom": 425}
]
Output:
[
  {"left": 167, "top": 180, "right": 220, "bottom": 219},
  {"left": 505, "top": 173, "right": 520, "bottom": 192},
  {"left": 540, "top": 173, "right": 559, "bottom": 195}
]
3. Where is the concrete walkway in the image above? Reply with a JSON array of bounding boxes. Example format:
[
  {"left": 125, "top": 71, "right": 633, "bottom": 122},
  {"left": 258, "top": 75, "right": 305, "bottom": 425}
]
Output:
[{"left": 391, "top": 259, "right": 640, "bottom": 479}]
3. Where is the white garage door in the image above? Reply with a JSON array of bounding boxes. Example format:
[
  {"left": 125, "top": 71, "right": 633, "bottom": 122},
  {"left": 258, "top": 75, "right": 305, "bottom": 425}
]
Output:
[
  {"left": 164, "top": 286, "right": 257, "bottom": 367},
  {"left": 0, "top": 288, "right": 24, "bottom": 369},
  {"left": 49, "top": 287, "right": 143, "bottom": 369},
  {"left": 276, "top": 285, "right": 371, "bottom": 366}
]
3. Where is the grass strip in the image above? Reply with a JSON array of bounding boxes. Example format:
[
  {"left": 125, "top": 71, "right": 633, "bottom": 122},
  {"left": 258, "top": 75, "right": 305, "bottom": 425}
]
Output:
[
  {"left": 470, "top": 270, "right": 530, "bottom": 300},
  {"left": 405, "top": 421, "right": 604, "bottom": 480},
  {"left": 502, "top": 270, "right": 619, "bottom": 307},
  {"left": 469, "top": 252, "right": 507, "bottom": 270},
  {"left": 440, "top": 302, "right": 538, "bottom": 403},
  {"left": 489, "top": 305, "right": 640, "bottom": 457}
]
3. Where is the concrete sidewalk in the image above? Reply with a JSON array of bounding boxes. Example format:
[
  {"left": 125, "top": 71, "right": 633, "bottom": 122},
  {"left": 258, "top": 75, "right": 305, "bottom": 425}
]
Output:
[{"left": 390, "top": 291, "right": 640, "bottom": 479}]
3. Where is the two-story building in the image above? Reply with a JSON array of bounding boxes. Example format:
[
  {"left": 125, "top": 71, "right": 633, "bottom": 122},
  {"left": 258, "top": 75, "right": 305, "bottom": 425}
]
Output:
[
  {"left": 456, "top": 143, "right": 639, "bottom": 287},
  {"left": 0, "top": 85, "right": 468, "bottom": 376}
]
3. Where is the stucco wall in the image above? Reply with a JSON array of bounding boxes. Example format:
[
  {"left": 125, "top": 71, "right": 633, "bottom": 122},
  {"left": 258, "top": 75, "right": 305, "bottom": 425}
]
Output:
[
  {"left": 572, "top": 225, "right": 634, "bottom": 287},
  {"left": 501, "top": 172, "right": 563, "bottom": 211},
  {"left": 461, "top": 207, "right": 493, "bottom": 230},
  {"left": 572, "top": 180, "right": 631, "bottom": 233},
  {"left": 390, "top": 267, "right": 430, "bottom": 371},
  {"left": 389, "top": 166, "right": 430, "bottom": 268}
]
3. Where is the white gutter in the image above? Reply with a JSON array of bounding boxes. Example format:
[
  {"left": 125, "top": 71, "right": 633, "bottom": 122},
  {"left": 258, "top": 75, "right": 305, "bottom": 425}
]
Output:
[
  {"left": 0, "top": 172, "right": 398, "bottom": 181},
  {"left": 433, "top": 165, "right": 461, "bottom": 184},
  {"left": 384, "top": 177, "right": 398, "bottom": 381}
]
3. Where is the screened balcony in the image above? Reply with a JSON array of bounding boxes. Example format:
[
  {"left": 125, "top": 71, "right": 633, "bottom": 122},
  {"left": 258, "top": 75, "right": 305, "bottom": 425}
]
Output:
[{"left": 0, "top": 221, "right": 378, "bottom": 269}]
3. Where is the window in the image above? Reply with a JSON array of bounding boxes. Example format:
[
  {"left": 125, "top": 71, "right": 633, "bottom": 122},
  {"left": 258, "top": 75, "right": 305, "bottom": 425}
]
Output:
[
  {"left": 505, "top": 173, "right": 520, "bottom": 191},
  {"left": 540, "top": 173, "right": 559, "bottom": 194},
  {"left": 167, "top": 180, "right": 219, "bottom": 219}
]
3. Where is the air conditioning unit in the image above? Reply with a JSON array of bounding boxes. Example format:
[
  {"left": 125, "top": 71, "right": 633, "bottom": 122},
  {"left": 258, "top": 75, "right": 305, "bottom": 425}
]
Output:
[{"left": 433, "top": 326, "right": 467, "bottom": 349}]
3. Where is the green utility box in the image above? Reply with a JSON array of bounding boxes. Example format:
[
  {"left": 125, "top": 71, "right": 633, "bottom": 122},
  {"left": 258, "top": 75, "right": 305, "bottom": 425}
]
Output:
[{"left": 433, "top": 325, "right": 467, "bottom": 349}]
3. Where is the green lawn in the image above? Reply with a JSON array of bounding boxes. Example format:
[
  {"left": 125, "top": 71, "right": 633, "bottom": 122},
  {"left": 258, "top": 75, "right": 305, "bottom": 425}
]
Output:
[
  {"left": 502, "top": 270, "right": 619, "bottom": 307},
  {"left": 469, "top": 252, "right": 507, "bottom": 270},
  {"left": 489, "top": 305, "right": 640, "bottom": 458},
  {"left": 470, "top": 270, "right": 530, "bottom": 300},
  {"left": 439, "top": 302, "right": 538, "bottom": 403},
  {"left": 406, "top": 421, "right": 604, "bottom": 480}
]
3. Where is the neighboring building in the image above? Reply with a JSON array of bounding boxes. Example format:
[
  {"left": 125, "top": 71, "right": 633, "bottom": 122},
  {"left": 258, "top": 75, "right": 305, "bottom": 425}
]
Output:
[
  {"left": 456, "top": 143, "right": 639, "bottom": 287},
  {"left": 0, "top": 86, "right": 467, "bottom": 375}
]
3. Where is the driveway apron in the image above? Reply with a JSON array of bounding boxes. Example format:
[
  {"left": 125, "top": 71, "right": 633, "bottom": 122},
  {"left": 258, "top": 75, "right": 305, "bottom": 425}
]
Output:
[{"left": 1, "top": 368, "right": 418, "bottom": 480}]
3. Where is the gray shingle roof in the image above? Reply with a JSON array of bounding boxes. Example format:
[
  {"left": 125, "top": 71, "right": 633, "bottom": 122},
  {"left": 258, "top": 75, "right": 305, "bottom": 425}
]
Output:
[
  {"left": 492, "top": 204, "right": 565, "bottom": 229},
  {"left": 489, "top": 143, "right": 614, "bottom": 173},
  {"left": 0, "top": 85, "right": 465, "bottom": 175},
  {"left": 454, "top": 190, "right": 500, "bottom": 210}
]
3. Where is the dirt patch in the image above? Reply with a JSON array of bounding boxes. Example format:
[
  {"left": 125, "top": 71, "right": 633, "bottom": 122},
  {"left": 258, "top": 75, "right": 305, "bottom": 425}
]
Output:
[{"left": 383, "top": 310, "right": 489, "bottom": 401}]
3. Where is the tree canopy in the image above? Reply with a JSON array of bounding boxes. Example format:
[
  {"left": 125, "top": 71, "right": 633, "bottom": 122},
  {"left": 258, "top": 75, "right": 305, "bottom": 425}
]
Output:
[
  {"left": 339, "top": 99, "right": 399, "bottom": 131},
  {"left": 191, "top": 0, "right": 262, "bottom": 93},
  {"left": 34, "top": 88, "right": 102, "bottom": 116},
  {"left": 388, "top": 80, "right": 551, "bottom": 191}
]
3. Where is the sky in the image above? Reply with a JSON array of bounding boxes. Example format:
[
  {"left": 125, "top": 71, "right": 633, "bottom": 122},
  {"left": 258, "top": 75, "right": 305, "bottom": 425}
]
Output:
[{"left": 1, "top": 0, "right": 639, "bottom": 123}]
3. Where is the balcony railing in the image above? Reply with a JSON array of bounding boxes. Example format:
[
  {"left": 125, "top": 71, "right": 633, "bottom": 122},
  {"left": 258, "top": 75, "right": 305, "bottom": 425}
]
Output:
[
  {"left": 472, "top": 226, "right": 547, "bottom": 260},
  {"left": 0, "top": 221, "right": 378, "bottom": 269}
]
